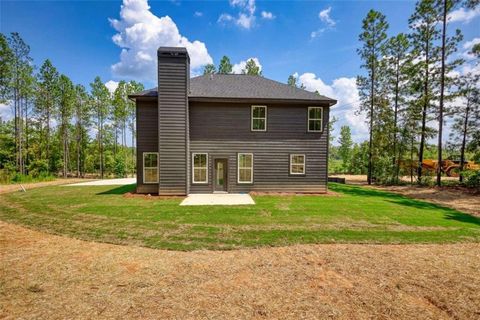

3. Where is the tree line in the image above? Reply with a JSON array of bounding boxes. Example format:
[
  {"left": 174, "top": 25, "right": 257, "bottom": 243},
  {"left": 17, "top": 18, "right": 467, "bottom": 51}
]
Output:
[
  {"left": 0, "top": 32, "right": 144, "bottom": 182},
  {"left": 202, "top": 56, "right": 262, "bottom": 75},
  {"left": 330, "top": 0, "right": 479, "bottom": 186}
]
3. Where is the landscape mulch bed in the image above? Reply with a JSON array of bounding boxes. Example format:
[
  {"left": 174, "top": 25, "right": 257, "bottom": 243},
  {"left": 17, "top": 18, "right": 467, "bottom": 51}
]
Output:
[{"left": 1, "top": 221, "right": 479, "bottom": 319}]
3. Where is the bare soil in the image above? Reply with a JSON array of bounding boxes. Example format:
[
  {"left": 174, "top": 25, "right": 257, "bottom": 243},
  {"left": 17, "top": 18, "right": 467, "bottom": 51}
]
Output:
[
  {"left": 331, "top": 175, "right": 480, "bottom": 217},
  {"left": 0, "top": 178, "right": 89, "bottom": 194},
  {"left": 1, "top": 221, "right": 479, "bottom": 320}
]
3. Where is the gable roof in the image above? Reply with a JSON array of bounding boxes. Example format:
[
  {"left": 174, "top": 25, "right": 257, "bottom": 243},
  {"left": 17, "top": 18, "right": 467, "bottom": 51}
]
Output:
[{"left": 129, "top": 74, "right": 336, "bottom": 105}]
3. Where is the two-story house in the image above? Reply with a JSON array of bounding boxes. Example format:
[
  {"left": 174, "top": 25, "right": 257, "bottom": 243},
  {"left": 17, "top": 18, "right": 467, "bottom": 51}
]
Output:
[{"left": 129, "top": 47, "right": 336, "bottom": 195}]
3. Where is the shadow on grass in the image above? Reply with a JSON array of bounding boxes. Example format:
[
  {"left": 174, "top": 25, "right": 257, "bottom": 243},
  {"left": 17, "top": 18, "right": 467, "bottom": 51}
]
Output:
[
  {"left": 330, "top": 183, "right": 480, "bottom": 227},
  {"left": 96, "top": 184, "right": 136, "bottom": 195}
]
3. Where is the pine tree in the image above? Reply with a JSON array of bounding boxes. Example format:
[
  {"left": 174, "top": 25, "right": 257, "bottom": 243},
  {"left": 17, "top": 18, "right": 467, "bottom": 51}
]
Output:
[
  {"left": 357, "top": 9, "right": 389, "bottom": 184},
  {"left": 126, "top": 80, "right": 144, "bottom": 176},
  {"left": 242, "top": 59, "right": 262, "bottom": 75},
  {"left": 338, "top": 126, "right": 353, "bottom": 173},
  {"left": 36, "top": 59, "right": 59, "bottom": 172},
  {"left": 57, "top": 74, "right": 75, "bottom": 178},
  {"left": 0, "top": 33, "right": 13, "bottom": 103},
  {"left": 287, "top": 74, "right": 297, "bottom": 87},
  {"left": 90, "top": 76, "right": 110, "bottom": 179},
  {"left": 218, "top": 56, "right": 233, "bottom": 74},
  {"left": 74, "top": 84, "right": 90, "bottom": 178},
  {"left": 203, "top": 64, "right": 216, "bottom": 75},
  {"left": 409, "top": 0, "right": 441, "bottom": 183}
]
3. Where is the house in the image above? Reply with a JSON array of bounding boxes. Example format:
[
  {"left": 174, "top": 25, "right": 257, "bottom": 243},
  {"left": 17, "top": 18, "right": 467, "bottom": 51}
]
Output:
[{"left": 129, "top": 47, "right": 336, "bottom": 195}]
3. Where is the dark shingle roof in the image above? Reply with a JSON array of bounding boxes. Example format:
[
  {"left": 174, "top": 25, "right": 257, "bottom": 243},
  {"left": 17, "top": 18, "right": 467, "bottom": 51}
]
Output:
[{"left": 129, "top": 74, "right": 336, "bottom": 104}]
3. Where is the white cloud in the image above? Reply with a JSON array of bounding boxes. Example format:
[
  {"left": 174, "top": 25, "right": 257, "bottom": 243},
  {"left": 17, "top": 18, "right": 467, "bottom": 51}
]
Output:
[
  {"left": 218, "top": 0, "right": 257, "bottom": 29},
  {"left": 319, "top": 7, "right": 336, "bottom": 27},
  {"left": 232, "top": 57, "right": 262, "bottom": 74},
  {"left": 105, "top": 80, "right": 119, "bottom": 93},
  {"left": 297, "top": 73, "right": 367, "bottom": 142},
  {"left": 0, "top": 101, "right": 13, "bottom": 121},
  {"left": 462, "top": 37, "right": 480, "bottom": 60},
  {"left": 261, "top": 11, "right": 275, "bottom": 20},
  {"left": 194, "top": 11, "right": 203, "bottom": 17},
  {"left": 109, "top": 0, "right": 212, "bottom": 82},
  {"left": 311, "top": 7, "right": 336, "bottom": 39},
  {"left": 448, "top": 6, "right": 480, "bottom": 24}
]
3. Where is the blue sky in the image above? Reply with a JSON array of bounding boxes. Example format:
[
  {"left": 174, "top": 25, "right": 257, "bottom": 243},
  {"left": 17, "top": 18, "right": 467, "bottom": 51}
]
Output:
[{"left": 1, "top": 0, "right": 479, "bottom": 142}]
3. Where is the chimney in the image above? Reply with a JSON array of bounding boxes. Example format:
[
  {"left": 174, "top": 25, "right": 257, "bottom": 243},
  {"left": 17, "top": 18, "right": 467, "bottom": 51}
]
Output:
[{"left": 157, "top": 47, "right": 190, "bottom": 195}]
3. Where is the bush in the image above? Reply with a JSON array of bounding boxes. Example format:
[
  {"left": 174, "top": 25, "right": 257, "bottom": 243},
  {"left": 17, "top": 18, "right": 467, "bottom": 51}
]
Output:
[{"left": 462, "top": 170, "right": 480, "bottom": 189}]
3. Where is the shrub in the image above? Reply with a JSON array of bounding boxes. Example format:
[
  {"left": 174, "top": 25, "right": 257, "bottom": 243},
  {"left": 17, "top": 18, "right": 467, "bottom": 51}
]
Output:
[{"left": 462, "top": 170, "right": 480, "bottom": 189}]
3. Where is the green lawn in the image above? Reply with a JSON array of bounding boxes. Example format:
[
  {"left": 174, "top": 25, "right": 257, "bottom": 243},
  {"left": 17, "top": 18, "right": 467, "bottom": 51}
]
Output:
[{"left": 0, "top": 183, "right": 479, "bottom": 250}]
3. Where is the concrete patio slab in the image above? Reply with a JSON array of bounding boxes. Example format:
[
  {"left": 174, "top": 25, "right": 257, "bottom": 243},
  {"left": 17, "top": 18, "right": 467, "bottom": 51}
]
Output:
[
  {"left": 64, "top": 178, "right": 136, "bottom": 186},
  {"left": 180, "top": 193, "right": 255, "bottom": 206}
]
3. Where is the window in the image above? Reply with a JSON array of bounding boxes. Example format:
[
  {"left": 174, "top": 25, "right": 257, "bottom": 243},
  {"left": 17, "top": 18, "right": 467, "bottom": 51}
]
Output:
[
  {"left": 192, "top": 153, "right": 208, "bottom": 183},
  {"left": 238, "top": 153, "right": 253, "bottom": 183},
  {"left": 251, "top": 105, "right": 267, "bottom": 131},
  {"left": 290, "top": 154, "right": 305, "bottom": 175},
  {"left": 308, "top": 107, "right": 323, "bottom": 132},
  {"left": 143, "top": 152, "right": 158, "bottom": 184}
]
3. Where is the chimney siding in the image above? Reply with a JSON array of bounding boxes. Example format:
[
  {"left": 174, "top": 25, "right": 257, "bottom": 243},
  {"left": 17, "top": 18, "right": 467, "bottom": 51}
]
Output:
[{"left": 157, "top": 47, "right": 190, "bottom": 195}]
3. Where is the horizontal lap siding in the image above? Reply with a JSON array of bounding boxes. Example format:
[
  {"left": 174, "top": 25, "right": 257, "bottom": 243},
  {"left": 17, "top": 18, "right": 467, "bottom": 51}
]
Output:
[
  {"left": 189, "top": 102, "right": 329, "bottom": 193},
  {"left": 158, "top": 59, "right": 188, "bottom": 195},
  {"left": 136, "top": 101, "right": 158, "bottom": 194}
]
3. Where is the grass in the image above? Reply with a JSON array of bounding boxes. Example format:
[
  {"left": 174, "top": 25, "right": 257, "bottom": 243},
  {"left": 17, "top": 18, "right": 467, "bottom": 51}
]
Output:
[{"left": 0, "top": 183, "right": 479, "bottom": 250}]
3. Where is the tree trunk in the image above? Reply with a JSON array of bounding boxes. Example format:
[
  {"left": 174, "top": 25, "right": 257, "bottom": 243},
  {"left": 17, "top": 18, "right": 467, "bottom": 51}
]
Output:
[
  {"left": 437, "top": 0, "right": 447, "bottom": 187},
  {"left": 368, "top": 58, "right": 375, "bottom": 185},
  {"left": 392, "top": 57, "right": 400, "bottom": 183},
  {"left": 459, "top": 99, "right": 470, "bottom": 183},
  {"left": 417, "top": 37, "right": 430, "bottom": 183}
]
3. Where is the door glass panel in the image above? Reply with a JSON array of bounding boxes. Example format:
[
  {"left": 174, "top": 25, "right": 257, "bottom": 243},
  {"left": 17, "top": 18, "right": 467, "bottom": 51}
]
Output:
[{"left": 216, "top": 161, "right": 224, "bottom": 186}]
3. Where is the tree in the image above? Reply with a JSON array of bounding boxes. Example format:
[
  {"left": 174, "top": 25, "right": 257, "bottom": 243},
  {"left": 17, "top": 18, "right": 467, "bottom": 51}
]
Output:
[
  {"left": 0, "top": 33, "right": 13, "bottom": 103},
  {"left": 218, "top": 56, "right": 233, "bottom": 74},
  {"left": 409, "top": 0, "right": 441, "bottom": 183},
  {"left": 36, "top": 59, "right": 59, "bottom": 172},
  {"left": 338, "top": 126, "right": 353, "bottom": 173},
  {"left": 287, "top": 74, "right": 297, "bottom": 87},
  {"left": 74, "top": 84, "right": 90, "bottom": 177},
  {"left": 357, "top": 9, "right": 389, "bottom": 184},
  {"left": 90, "top": 76, "right": 110, "bottom": 179},
  {"left": 242, "top": 59, "right": 262, "bottom": 75},
  {"left": 57, "top": 74, "right": 75, "bottom": 177},
  {"left": 126, "top": 80, "right": 144, "bottom": 176},
  {"left": 383, "top": 33, "right": 410, "bottom": 182},
  {"left": 436, "top": 0, "right": 463, "bottom": 186},
  {"left": 203, "top": 63, "right": 216, "bottom": 75}
]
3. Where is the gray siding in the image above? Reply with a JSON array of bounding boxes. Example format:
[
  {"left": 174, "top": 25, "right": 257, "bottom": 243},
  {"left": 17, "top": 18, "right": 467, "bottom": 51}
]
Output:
[
  {"left": 136, "top": 100, "right": 158, "bottom": 194},
  {"left": 189, "top": 105, "right": 330, "bottom": 193},
  {"left": 157, "top": 52, "right": 189, "bottom": 195},
  {"left": 190, "top": 102, "right": 327, "bottom": 140}
]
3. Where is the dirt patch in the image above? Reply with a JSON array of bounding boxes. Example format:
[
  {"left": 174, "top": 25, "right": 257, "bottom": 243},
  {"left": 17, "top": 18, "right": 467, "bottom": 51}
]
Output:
[
  {"left": 0, "top": 178, "right": 90, "bottom": 194},
  {"left": 1, "top": 221, "right": 479, "bottom": 319}
]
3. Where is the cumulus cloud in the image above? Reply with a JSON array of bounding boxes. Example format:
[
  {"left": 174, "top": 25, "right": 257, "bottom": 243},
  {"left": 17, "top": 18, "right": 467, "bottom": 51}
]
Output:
[
  {"left": 297, "top": 73, "right": 367, "bottom": 142},
  {"left": 232, "top": 57, "right": 262, "bottom": 74},
  {"left": 261, "top": 11, "right": 275, "bottom": 20},
  {"left": 194, "top": 11, "right": 203, "bottom": 17},
  {"left": 109, "top": 0, "right": 212, "bottom": 82},
  {"left": 0, "top": 101, "right": 13, "bottom": 121},
  {"left": 462, "top": 37, "right": 480, "bottom": 60},
  {"left": 218, "top": 0, "right": 257, "bottom": 29},
  {"left": 311, "top": 7, "right": 336, "bottom": 39},
  {"left": 105, "top": 80, "right": 119, "bottom": 94},
  {"left": 448, "top": 6, "right": 480, "bottom": 24}
]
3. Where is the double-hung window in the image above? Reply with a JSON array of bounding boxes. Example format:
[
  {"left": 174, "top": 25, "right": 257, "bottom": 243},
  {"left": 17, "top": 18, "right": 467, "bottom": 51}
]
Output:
[
  {"left": 238, "top": 153, "right": 253, "bottom": 183},
  {"left": 290, "top": 154, "right": 305, "bottom": 175},
  {"left": 143, "top": 152, "right": 159, "bottom": 184},
  {"left": 308, "top": 107, "right": 323, "bottom": 132},
  {"left": 192, "top": 153, "right": 208, "bottom": 184},
  {"left": 251, "top": 105, "right": 267, "bottom": 131}
]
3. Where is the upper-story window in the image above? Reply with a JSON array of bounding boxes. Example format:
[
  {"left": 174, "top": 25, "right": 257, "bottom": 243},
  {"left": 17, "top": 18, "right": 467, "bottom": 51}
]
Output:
[
  {"left": 251, "top": 105, "right": 267, "bottom": 131},
  {"left": 308, "top": 107, "right": 323, "bottom": 132},
  {"left": 192, "top": 153, "right": 208, "bottom": 184}
]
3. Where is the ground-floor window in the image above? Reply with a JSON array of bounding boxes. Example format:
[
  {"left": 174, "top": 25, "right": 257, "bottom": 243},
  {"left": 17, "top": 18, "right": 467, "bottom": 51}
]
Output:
[
  {"left": 290, "top": 154, "right": 305, "bottom": 175},
  {"left": 238, "top": 153, "right": 253, "bottom": 183},
  {"left": 192, "top": 153, "right": 208, "bottom": 183},
  {"left": 143, "top": 152, "right": 159, "bottom": 184}
]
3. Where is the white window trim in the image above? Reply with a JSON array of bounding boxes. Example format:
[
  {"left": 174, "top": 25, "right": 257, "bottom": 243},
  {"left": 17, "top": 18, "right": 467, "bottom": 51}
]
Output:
[
  {"left": 237, "top": 153, "right": 254, "bottom": 184},
  {"left": 192, "top": 153, "right": 208, "bottom": 184},
  {"left": 290, "top": 154, "right": 306, "bottom": 175},
  {"left": 251, "top": 105, "right": 267, "bottom": 132},
  {"left": 307, "top": 106, "right": 323, "bottom": 132},
  {"left": 143, "top": 152, "right": 159, "bottom": 184}
]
